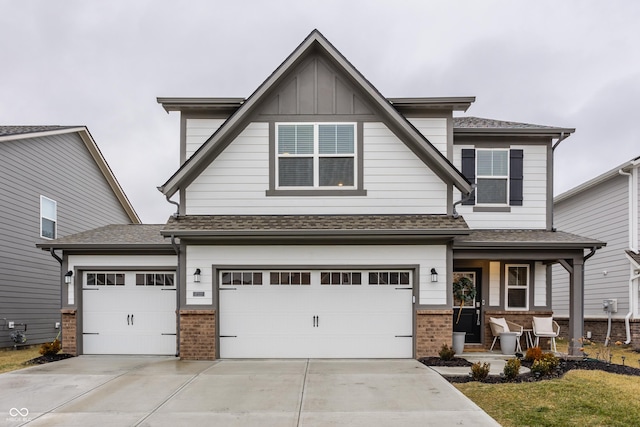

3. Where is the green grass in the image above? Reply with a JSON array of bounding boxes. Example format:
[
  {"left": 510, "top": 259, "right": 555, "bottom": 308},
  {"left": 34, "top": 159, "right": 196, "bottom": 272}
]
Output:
[
  {"left": 457, "top": 370, "right": 640, "bottom": 427},
  {"left": 0, "top": 346, "right": 41, "bottom": 374}
]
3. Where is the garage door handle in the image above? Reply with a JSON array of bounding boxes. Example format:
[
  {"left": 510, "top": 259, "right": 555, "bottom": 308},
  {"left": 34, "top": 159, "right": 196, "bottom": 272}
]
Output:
[
  {"left": 127, "top": 314, "right": 130, "bottom": 325},
  {"left": 131, "top": 314, "right": 134, "bottom": 325}
]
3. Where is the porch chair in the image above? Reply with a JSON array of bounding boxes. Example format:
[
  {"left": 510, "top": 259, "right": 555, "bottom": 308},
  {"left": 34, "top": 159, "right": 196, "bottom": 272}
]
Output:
[
  {"left": 488, "top": 317, "right": 523, "bottom": 353},
  {"left": 532, "top": 316, "right": 560, "bottom": 352}
]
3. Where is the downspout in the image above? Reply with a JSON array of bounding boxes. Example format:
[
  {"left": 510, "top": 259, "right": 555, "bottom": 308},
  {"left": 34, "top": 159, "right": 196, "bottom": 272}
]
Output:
[
  {"left": 550, "top": 132, "right": 569, "bottom": 231},
  {"left": 50, "top": 248, "right": 64, "bottom": 346},
  {"left": 159, "top": 189, "right": 180, "bottom": 218},
  {"left": 625, "top": 270, "right": 640, "bottom": 344},
  {"left": 170, "top": 235, "right": 181, "bottom": 357},
  {"left": 49, "top": 248, "right": 63, "bottom": 265},
  {"left": 452, "top": 185, "right": 476, "bottom": 219}
]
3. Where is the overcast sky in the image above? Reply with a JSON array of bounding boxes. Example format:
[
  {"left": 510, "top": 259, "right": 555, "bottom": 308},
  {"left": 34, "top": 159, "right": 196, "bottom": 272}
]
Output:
[{"left": 2, "top": 1, "right": 638, "bottom": 223}]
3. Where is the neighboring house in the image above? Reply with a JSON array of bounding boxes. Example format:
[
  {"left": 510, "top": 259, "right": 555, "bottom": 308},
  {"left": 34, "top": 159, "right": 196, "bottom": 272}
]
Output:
[
  {"left": 38, "top": 31, "right": 602, "bottom": 359},
  {"left": 553, "top": 157, "right": 640, "bottom": 348},
  {"left": 0, "top": 126, "right": 139, "bottom": 348}
]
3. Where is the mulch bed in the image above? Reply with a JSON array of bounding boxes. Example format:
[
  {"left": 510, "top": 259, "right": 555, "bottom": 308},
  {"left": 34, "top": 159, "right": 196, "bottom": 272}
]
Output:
[
  {"left": 419, "top": 356, "right": 640, "bottom": 384},
  {"left": 24, "top": 353, "right": 75, "bottom": 365}
]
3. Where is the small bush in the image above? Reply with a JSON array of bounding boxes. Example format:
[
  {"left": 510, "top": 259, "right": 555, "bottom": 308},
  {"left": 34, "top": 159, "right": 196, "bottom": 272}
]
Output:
[
  {"left": 503, "top": 357, "right": 521, "bottom": 381},
  {"left": 39, "top": 339, "right": 61, "bottom": 356},
  {"left": 470, "top": 362, "right": 490, "bottom": 381},
  {"left": 439, "top": 344, "right": 455, "bottom": 361},
  {"left": 541, "top": 352, "right": 559, "bottom": 370},
  {"left": 530, "top": 359, "right": 552, "bottom": 376},
  {"left": 525, "top": 346, "right": 543, "bottom": 362}
]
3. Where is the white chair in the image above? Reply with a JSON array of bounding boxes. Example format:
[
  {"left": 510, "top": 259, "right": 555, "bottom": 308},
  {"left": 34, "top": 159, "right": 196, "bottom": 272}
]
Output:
[
  {"left": 488, "top": 317, "right": 523, "bottom": 352},
  {"left": 532, "top": 316, "right": 560, "bottom": 352}
]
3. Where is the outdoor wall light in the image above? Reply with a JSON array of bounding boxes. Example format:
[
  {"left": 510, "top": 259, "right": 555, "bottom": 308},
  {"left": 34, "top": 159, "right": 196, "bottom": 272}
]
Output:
[
  {"left": 431, "top": 268, "right": 438, "bottom": 282},
  {"left": 64, "top": 270, "right": 73, "bottom": 284},
  {"left": 194, "top": 268, "right": 201, "bottom": 283}
]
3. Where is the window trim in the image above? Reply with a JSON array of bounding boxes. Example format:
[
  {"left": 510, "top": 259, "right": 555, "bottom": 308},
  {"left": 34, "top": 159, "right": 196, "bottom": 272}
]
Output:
[
  {"left": 475, "top": 149, "right": 509, "bottom": 206},
  {"left": 504, "top": 264, "right": 529, "bottom": 311},
  {"left": 267, "top": 121, "right": 366, "bottom": 196},
  {"left": 40, "top": 195, "right": 57, "bottom": 240}
]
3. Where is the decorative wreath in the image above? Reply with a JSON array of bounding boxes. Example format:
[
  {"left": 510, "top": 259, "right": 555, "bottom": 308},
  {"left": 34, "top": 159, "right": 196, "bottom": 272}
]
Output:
[{"left": 453, "top": 276, "right": 477, "bottom": 324}]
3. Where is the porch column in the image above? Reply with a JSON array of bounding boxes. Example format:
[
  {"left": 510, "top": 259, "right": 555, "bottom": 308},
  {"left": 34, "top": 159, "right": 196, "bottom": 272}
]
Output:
[{"left": 568, "top": 255, "right": 584, "bottom": 356}]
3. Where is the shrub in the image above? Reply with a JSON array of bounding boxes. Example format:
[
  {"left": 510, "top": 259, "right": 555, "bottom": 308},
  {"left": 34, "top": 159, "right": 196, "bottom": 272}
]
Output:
[
  {"left": 530, "top": 359, "right": 552, "bottom": 376},
  {"left": 525, "top": 346, "right": 543, "bottom": 362},
  {"left": 503, "top": 357, "right": 521, "bottom": 381},
  {"left": 541, "top": 352, "right": 559, "bottom": 370},
  {"left": 39, "top": 339, "right": 61, "bottom": 356},
  {"left": 470, "top": 362, "right": 490, "bottom": 381},
  {"left": 439, "top": 344, "right": 455, "bottom": 361}
]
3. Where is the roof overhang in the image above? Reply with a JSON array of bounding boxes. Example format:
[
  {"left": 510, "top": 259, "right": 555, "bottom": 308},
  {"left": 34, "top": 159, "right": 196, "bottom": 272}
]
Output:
[
  {"left": 388, "top": 97, "right": 475, "bottom": 112},
  {"left": 454, "top": 127, "right": 575, "bottom": 138}
]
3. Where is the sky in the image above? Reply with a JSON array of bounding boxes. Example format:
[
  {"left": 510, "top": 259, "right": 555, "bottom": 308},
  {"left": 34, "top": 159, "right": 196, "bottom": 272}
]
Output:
[{"left": 2, "top": 1, "right": 638, "bottom": 224}]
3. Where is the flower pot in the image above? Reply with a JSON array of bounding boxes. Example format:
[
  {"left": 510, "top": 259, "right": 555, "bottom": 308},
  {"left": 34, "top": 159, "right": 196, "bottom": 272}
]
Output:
[
  {"left": 500, "top": 332, "right": 518, "bottom": 355},
  {"left": 452, "top": 331, "right": 466, "bottom": 355}
]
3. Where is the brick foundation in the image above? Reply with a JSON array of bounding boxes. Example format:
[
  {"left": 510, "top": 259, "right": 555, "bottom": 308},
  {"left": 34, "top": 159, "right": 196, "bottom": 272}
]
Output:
[
  {"left": 61, "top": 308, "right": 77, "bottom": 356},
  {"left": 483, "top": 310, "right": 552, "bottom": 351},
  {"left": 416, "top": 309, "right": 453, "bottom": 357},
  {"left": 179, "top": 309, "right": 216, "bottom": 360},
  {"left": 555, "top": 317, "right": 640, "bottom": 350}
]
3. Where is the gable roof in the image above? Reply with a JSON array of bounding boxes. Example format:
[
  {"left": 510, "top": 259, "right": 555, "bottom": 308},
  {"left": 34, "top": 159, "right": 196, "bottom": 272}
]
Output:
[
  {"left": 158, "top": 30, "right": 473, "bottom": 199},
  {"left": 0, "top": 126, "right": 140, "bottom": 223},
  {"left": 554, "top": 155, "right": 640, "bottom": 203}
]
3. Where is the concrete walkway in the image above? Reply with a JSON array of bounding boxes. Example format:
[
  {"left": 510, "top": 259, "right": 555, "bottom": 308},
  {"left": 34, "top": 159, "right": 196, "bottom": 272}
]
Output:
[{"left": 0, "top": 357, "right": 500, "bottom": 426}]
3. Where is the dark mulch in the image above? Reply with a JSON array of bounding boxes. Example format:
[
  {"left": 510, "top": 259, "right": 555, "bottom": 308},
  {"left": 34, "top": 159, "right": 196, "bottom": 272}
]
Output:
[
  {"left": 420, "top": 356, "right": 640, "bottom": 384},
  {"left": 419, "top": 356, "right": 473, "bottom": 367},
  {"left": 24, "top": 353, "right": 75, "bottom": 365}
]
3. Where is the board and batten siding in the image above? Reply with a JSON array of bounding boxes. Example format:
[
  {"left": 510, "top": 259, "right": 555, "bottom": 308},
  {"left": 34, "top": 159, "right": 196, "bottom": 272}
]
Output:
[
  {"left": 66, "top": 255, "right": 177, "bottom": 305},
  {"left": 185, "top": 121, "right": 448, "bottom": 215},
  {"left": 0, "top": 132, "right": 133, "bottom": 347},
  {"left": 185, "top": 244, "right": 446, "bottom": 306},
  {"left": 453, "top": 144, "right": 547, "bottom": 229},
  {"left": 552, "top": 174, "right": 630, "bottom": 318}
]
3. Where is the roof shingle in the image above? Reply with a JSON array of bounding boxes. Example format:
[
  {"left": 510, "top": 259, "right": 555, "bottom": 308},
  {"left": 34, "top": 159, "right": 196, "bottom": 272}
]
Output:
[
  {"left": 453, "top": 229, "right": 604, "bottom": 248},
  {"left": 36, "top": 224, "right": 169, "bottom": 248},
  {"left": 0, "top": 125, "right": 77, "bottom": 137}
]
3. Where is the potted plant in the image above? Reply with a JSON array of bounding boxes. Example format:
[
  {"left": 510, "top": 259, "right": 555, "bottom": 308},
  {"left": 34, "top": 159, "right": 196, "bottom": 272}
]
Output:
[{"left": 452, "top": 276, "right": 476, "bottom": 354}]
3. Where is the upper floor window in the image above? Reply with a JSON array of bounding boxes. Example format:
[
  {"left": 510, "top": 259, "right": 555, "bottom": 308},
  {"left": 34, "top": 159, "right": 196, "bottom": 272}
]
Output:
[
  {"left": 40, "top": 196, "right": 57, "bottom": 239},
  {"left": 276, "top": 123, "right": 356, "bottom": 189},
  {"left": 477, "top": 149, "right": 508, "bottom": 204}
]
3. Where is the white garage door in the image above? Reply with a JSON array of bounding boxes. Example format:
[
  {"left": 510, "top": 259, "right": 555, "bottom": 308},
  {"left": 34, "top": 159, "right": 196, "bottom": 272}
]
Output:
[
  {"left": 82, "top": 272, "right": 176, "bottom": 355},
  {"left": 219, "top": 270, "right": 413, "bottom": 358}
]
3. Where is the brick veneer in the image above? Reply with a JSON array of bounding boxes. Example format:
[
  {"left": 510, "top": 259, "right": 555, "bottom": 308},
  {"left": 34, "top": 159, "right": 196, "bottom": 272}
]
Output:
[
  {"left": 61, "top": 308, "right": 77, "bottom": 356},
  {"left": 179, "top": 309, "right": 216, "bottom": 360},
  {"left": 416, "top": 309, "right": 453, "bottom": 357},
  {"left": 555, "top": 317, "right": 640, "bottom": 350}
]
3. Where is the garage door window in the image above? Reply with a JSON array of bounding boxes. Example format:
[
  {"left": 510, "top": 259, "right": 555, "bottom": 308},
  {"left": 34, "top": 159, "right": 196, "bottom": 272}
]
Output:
[
  {"left": 270, "top": 271, "right": 311, "bottom": 285},
  {"left": 222, "top": 271, "right": 263, "bottom": 285},
  {"left": 136, "top": 273, "right": 175, "bottom": 287},
  {"left": 369, "top": 272, "right": 410, "bottom": 285},
  {"left": 320, "top": 272, "right": 361, "bottom": 285},
  {"left": 87, "top": 273, "right": 125, "bottom": 286}
]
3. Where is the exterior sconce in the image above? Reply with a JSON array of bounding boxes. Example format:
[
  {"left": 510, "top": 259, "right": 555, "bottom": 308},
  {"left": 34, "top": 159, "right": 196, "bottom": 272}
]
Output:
[
  {"left": 430, "top": 268, "right": 438, "bottom": 282},
  {"left": 64, "top": 270, "right": 73, "bottom": 284},
  {"left": 194, "top": 268, "right": 201, "bottom": 283}
]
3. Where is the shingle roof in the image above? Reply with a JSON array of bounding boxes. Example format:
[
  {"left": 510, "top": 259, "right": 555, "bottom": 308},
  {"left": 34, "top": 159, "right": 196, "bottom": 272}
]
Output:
[
  {"left": 453, "top": 117, "right": 574, "bottom": 133},
  {"left": 453, "top": 229, "right": 604, "bottom": 249},
  {"left": 36, "top": 224, "right": 169, "bottom": 249},
  {"left": 162, "top": 214, "right": 469, "bottom": 236},
  {"left": 0, "top": 125, "right": 77, "bottom": 137},
  {"left": 626, "top": 250, "right": 640, "bottom": 267}
]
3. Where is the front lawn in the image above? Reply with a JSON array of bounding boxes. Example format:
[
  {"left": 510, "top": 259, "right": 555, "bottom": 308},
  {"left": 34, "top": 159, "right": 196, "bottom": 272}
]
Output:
[{"left": 0, "top": 346, "right": 41, "bottom": 374}]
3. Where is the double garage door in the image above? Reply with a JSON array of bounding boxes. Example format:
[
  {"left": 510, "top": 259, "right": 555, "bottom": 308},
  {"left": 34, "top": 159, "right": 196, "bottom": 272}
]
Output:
[
  {"left": 82, "top": 272, "right": 176, "bottom": 355},
  {"left": 219, "top": 269, "right": 414, "bottom": 358}
]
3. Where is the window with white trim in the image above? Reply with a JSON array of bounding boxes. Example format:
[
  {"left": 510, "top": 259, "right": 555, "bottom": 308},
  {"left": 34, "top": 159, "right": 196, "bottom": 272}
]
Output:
[
  {"left": 276, "top": 123, "right": 356, "bottom": 188},
  {"left": 40, "top": 196, "right": 57, "bottom": 239},
  {"left": 505, "top": 264, "right": 529, "bottom": 310},
  {"left": 476, "top": 149, "right": 509, "bottom": 204}
]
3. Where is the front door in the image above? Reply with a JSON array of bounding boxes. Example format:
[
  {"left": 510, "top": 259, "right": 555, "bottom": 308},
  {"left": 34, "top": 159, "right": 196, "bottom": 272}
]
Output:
[{"left": 452, "top": 270, "right": 482, "bottom": 343}]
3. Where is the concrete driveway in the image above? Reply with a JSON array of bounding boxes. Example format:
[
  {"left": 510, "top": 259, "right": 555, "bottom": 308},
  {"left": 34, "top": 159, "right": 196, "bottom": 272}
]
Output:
[{"left": 0, "top": 357, "right": 499, "bottom": 426}]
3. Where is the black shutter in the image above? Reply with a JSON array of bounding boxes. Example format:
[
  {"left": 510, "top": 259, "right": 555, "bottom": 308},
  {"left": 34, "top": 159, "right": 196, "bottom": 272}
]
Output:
[
  {"left": 461, "top": 149, "right": 475, "bottom": 205},
  {"left": 509, "top": 149, "right": 524, "bottom": 206}
]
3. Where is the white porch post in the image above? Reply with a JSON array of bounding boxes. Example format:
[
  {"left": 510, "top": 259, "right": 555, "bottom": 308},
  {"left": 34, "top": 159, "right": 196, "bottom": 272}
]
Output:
[{"left": 568, "top": 255, "right": 584, "bottom": 356}]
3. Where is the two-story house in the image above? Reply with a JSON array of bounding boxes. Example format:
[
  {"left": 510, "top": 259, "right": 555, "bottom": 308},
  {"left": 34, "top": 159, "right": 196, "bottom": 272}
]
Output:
[
  {"left": 38, "top": 31, "right": 602, "bottom": 359},
  {"left": 553, "top": 156, "right": 640, "bottom": 349},
  {"left": 0, "top": 125, "right": 139, "bottom": 348}
]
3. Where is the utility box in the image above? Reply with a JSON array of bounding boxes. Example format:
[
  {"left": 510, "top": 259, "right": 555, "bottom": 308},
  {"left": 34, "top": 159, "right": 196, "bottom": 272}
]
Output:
[{"left": 603, "top": 299, "right": 618, "bottom": 313}]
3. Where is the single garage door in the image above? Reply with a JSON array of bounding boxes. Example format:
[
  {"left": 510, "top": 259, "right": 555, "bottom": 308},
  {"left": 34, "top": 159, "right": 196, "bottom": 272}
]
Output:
[
  {"left": 219, "top": 269, "right": 413, "bottom": 358},
  {"left": 82, "top": 272, "right": 177, "bottom": 355}
]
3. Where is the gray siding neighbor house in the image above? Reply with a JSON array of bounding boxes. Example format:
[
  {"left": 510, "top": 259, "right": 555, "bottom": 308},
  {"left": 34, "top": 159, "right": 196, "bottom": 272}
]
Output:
[
  {"left": 39, "top": 31, "right": 603, "bottom": 359},
  {"left": 0, "top": 126, "right": 139, "bottom": 348},
  {"left": 553, "top": 156, "right": 640, "bottom": 348}
]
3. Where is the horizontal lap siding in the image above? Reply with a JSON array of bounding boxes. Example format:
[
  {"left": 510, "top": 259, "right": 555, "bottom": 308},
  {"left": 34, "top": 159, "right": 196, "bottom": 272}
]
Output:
[
  {"left": 0, "top": 133, "right": 132, "bottom": 347},
  {"left": 185, "top": 245, "right": 446, "bottom": 306},
  {"left": 407, "top": 118, "right": 447, "bottom": 156},
  {"left": 185, "top": 119, "right": 225, "bottom": 158},
  {"left": 453, "top": 144, "right": 547, "bottom": 229},
  {"left": 553, "top": 175, "right": 630, "bottom": 318},
  {"left": 185, "top": 122, "right": 448, "bottom": 215}
]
